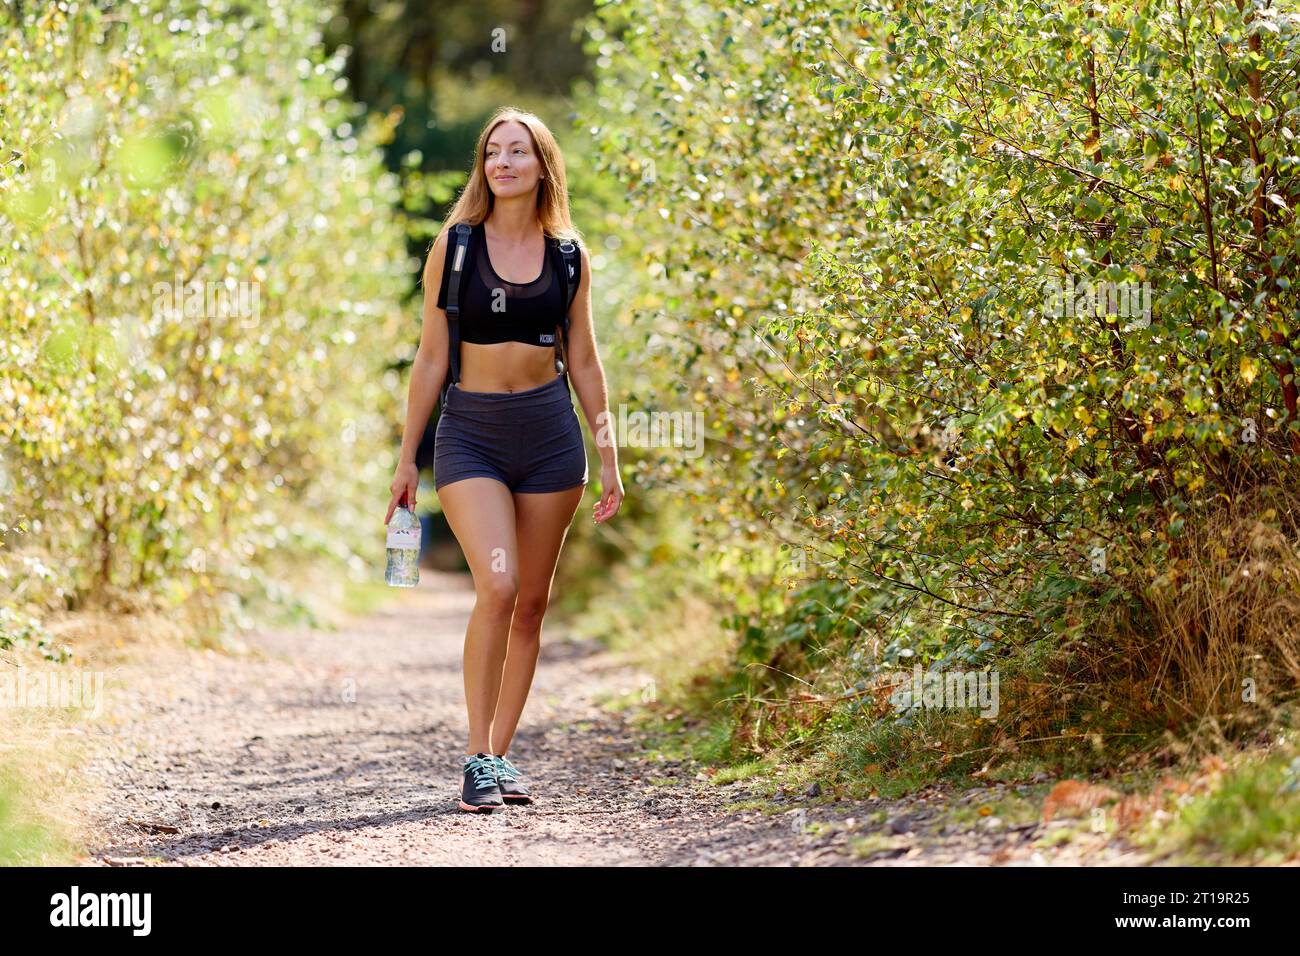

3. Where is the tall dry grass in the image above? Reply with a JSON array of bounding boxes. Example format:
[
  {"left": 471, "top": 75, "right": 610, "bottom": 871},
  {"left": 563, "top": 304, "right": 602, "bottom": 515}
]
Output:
[{"left": 1061, "top": 490, "right": 1300, "bottom": 746}]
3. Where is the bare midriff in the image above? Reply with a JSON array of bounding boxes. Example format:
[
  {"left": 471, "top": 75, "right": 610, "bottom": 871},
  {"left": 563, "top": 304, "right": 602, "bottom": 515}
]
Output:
[{"left": 458, "top": 340, "right": 560, "bottom": 393}]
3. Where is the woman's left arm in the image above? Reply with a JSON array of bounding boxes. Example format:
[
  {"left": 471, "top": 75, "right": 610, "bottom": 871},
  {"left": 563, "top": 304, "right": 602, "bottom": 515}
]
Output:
[{"left": 564, "top": 243, "right": 624, "bottom": 524}]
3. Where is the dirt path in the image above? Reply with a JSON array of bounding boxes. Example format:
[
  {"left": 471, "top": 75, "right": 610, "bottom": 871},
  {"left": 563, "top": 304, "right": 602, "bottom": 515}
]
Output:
[{"left": 74, "top": 571, "right": 1147, "bottom": 866}]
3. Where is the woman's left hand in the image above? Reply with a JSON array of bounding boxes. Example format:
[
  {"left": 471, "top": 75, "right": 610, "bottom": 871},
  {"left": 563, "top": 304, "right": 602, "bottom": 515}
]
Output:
[{"left": 593, "top": 463, "right": 624, "bottom": 524}]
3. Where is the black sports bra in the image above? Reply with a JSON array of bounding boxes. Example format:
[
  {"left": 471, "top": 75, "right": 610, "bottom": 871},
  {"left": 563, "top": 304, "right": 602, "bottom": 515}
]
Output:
[{"left": 436, "top": 222, "right": 567, "bottom": 347}]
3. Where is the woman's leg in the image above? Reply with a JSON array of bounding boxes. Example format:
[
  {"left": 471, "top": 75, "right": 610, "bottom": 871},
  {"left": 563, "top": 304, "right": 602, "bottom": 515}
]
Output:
[
  {"left": 491, "top": 485, "right": 585, "bottom": 754},
  {"left": 437, "top": 476, "right": 519, "bottom": 755}
]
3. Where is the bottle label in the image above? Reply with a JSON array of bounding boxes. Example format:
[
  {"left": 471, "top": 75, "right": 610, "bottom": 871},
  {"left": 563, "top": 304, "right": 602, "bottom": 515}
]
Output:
[{"left": 387, "top": 526, "right": 421, "bottom": 550}]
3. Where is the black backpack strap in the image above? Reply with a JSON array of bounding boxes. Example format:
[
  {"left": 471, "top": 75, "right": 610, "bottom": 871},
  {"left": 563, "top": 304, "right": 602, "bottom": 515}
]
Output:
[
  {"left": 550, "top": 235, "right": 581, "bottom": 383},
  {"left": 440, "top": 222, "right": 474, "bottom": 407}
]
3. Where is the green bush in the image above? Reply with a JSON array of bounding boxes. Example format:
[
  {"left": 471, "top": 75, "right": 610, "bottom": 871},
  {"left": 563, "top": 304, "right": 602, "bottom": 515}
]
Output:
[
  {"left": 581, "top": 0, "right": 1300, "bottom": 756},
  {"left": 0, "top": 0, "right": 411, "bottom": 640}
]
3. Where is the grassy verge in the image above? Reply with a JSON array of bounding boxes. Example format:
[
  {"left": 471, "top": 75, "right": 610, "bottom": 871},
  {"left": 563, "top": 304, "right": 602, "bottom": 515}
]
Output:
[
  {"left": 1133, "top": 746, "right": 1300, "bottom": 865},
  {"left": 0, "top": 691, "right": 92, "bottom": 865},
  {"left": 565, "top": 518, "right": 1300, "bottom": 864}
]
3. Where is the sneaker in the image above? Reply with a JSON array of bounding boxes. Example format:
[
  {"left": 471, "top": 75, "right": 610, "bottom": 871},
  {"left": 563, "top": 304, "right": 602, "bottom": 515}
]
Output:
[
  {"left": 459, "top": 752, "right": 504, "bottom": 812},
  {"left": 492, "top": 753, "right": 533, "bottom": 804}
]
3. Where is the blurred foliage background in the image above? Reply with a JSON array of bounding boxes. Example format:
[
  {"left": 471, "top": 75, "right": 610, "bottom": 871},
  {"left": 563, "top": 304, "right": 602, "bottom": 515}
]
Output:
[
  {"left": 0, "top": 0, "right": 612, "bottom": 652},
  {"left": 3, "top": 0, "right": 1300, "bottom": 813}
]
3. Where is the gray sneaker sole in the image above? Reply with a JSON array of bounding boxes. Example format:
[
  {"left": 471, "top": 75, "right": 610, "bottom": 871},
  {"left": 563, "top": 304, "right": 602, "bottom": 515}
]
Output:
[{"left": 459, "top": 799, "right": 504, "bottom": 813}]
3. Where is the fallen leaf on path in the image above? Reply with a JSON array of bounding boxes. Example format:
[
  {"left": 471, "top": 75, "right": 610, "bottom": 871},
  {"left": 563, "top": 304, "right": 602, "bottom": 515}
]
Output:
[
  {"left": 1112, "top": 794, "right": 1152, "bottom": 829},
  {"left": 126, "top": 818, "right": 180, "bottom": 834},
  {"left": 1041, "top": 780, "right": 1120, "bottom": 822}
]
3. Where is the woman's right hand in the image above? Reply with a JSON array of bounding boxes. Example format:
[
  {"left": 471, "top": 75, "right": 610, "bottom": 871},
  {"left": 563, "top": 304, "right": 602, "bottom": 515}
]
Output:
[{"left": 385, "top": 460, "right": 421, "bottom": 525}]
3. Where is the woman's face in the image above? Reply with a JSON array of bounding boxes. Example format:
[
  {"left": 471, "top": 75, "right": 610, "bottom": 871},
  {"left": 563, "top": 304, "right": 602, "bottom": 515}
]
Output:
[{"left": 484, "top": 121, "right": 542, "bottom": 198}]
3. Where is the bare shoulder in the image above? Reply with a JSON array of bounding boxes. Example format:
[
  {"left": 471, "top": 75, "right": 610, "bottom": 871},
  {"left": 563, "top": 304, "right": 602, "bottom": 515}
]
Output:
[{"left": 422, "top": 229, "right": 451, "bottom": 288}]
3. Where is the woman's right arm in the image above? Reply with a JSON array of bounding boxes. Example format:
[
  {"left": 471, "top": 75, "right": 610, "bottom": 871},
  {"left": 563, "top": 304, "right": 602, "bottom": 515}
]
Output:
[{"left": 385, "top": 229, "right": 451, "bottom": 524}]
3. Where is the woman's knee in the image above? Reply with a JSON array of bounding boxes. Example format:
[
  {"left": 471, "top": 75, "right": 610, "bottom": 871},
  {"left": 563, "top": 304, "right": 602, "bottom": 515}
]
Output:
[
  {"left": 475, "top": 573, "right": 519, "bottom": 615},
  {"left": 511, "top": 592, "right": 550, "bottom": 633}
]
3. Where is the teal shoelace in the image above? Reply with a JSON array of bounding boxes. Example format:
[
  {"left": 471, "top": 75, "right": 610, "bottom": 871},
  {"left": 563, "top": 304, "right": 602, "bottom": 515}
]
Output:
[
  {"left": 465, "top": 754, "right": 498, "bottom": 791},
  {"left": 493, "top": 755, "right": 521, "bottom": 782}
]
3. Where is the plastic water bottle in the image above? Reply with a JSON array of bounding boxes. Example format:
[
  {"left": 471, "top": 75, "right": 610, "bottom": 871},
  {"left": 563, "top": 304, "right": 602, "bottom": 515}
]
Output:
[{"left": 385, "top": 491, "right": 420, "bottom": 587}]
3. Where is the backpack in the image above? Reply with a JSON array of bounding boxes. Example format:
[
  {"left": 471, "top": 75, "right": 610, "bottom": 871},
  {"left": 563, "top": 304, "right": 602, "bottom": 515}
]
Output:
[{"left": 439, "top": 221, "right": 581, "bottom": 408}]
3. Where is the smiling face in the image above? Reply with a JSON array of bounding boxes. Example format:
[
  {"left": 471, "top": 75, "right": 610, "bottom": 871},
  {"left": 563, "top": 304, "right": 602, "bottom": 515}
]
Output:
[{"left": 484, "top": 120, "right": 543, "bottom": 198}]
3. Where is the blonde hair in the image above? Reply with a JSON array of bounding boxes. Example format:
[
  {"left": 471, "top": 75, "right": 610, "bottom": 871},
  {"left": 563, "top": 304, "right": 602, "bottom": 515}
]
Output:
[{"left": 431, "top": 107, "right": 581, "bottom": 252}]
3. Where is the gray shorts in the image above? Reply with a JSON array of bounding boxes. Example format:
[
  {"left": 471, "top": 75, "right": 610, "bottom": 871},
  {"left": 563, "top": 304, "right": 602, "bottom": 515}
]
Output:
[{"left": 434, "top": 374, "right": 588, "bottom": 494}]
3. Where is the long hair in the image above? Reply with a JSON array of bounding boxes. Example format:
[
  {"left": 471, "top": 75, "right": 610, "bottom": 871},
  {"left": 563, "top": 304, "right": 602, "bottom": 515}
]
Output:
[{"left": 430, "top": 107, "right": 581, "bottom": 253}]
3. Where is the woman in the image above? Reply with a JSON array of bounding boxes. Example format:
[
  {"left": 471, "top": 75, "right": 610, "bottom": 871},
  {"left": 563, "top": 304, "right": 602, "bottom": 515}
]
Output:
[{"left": 385, "top": 107, "right": 624, "bottom": 813}]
